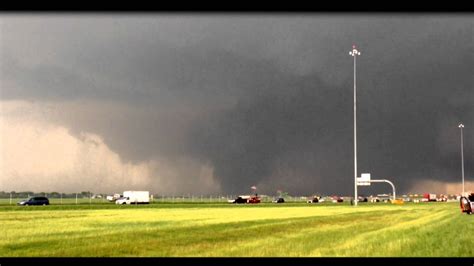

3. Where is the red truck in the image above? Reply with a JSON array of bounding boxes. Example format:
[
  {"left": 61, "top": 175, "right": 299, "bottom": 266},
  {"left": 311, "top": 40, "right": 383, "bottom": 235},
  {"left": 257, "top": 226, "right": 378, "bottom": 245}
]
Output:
[
  {"left": 248, "top": 195, "right": 261, "bottom": 203},
  {"left": 423, "top": 193, "right": 437, "bottom": 202}
]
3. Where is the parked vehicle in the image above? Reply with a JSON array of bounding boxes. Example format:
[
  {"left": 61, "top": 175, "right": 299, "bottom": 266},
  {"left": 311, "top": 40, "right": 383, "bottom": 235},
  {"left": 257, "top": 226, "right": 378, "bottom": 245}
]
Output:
[
  {"left": 423, "top": 193, "right": 437, "bottom": 202},
  {"left": 460, "top": 193, "right": 474, "bottom": 215},
  {"left": 358, "top": 196, "right": 368, "bottom": 202},
  {"left": 229, "top": 195, "right": 260, "bottom": 204},
  {"left": 17, "top": 197, "right": 49, "bottom": 206},
  {"left": 402, "top": 196, "right": 411, "bottom": 202},
  {"left": 377, "top": 194, "right": 391, "bottom": 203},
  {"left": 370, "top": 198, "right": 381, "bottom": 203},
  {"left": 273, "top": 197, "right": 285, "bottom": 203},
  {"left": 391, "top": 199, "right": 404, "bottom": 205},
  {"left": 248, "top": 195, "right": 261, "bottom": 203},
  {"left": 307, "top": 196, "right": 320, "bottom": 203},
  {"left": 106, "top": 194, "right": 122, "bottom": 202},
  {"left": 229, "top": 196, "right": 248, "bottom": 204},
  {"left": 331, "top": 196, "right": 343, "bottom": 203},
  {"left": 437, "top": 194, "right": 448, "bottom": 202},
  {"left": 115, "top": 191, "right": 150, "bottom": 205}
]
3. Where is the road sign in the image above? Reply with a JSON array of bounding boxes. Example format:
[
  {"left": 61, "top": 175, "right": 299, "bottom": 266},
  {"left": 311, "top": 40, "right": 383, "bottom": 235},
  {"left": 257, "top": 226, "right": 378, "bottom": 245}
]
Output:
[{"left": 357, "top": 173, "right": 371, "bottom": 186}]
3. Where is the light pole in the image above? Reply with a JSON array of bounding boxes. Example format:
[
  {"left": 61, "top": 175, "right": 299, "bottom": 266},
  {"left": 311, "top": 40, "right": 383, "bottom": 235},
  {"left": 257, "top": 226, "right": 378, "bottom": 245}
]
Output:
[
  {"left": 350, "top": 45, "right": 361, "bottom": 206},
  {"left": 458, "top": 123, "right": 465, "bottom": 195}
]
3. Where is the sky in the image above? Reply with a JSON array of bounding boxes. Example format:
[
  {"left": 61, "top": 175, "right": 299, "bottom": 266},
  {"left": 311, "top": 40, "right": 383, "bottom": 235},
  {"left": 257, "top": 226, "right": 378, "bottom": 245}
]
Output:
[{"left": 0, "top": 14, "right": 473, "bottom": 196}]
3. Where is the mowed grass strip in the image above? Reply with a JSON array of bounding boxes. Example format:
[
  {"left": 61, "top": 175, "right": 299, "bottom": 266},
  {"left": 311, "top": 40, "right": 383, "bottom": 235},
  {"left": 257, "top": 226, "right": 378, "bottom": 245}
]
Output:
[{"left": 0, "top": 203, "right": 471, "bottom": 257}]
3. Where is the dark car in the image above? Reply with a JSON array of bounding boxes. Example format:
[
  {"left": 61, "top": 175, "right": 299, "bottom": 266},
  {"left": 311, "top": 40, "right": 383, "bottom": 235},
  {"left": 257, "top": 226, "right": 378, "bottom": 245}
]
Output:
[
  {"left": 358, "top": 196, "right": 368, "bottom": 202},
  {"left": 307, "top": 197, "right": 319, "bottom": 203},
  {"left": 231, "top": 197, "right": 248, "bottom": 204},
  {"left": 17, "top": 197, "right": 49, "bottom": 206},
  {"left": 273, "top": 197, "right": 285, "bottom": 203}
]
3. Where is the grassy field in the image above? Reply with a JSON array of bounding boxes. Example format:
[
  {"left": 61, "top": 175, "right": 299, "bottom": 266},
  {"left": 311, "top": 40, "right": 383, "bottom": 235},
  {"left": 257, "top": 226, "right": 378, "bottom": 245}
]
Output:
[{"left": 0, "top": 202, "right": 472, "bottom": 257}]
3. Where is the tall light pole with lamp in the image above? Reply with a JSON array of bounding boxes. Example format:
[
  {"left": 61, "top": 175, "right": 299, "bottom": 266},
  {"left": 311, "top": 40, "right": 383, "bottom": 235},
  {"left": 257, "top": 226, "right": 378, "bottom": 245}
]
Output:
[
  {"left": 350, "top": 45, "right": 361, "bottom": 206},
  {"left": 458, "top": 123, "right": 465, "bottom": 195}
]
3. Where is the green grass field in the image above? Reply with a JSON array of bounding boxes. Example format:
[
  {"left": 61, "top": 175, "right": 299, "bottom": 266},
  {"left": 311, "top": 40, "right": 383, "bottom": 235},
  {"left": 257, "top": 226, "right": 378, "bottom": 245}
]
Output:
[{"left": 0, "top": 202, "right": 471, "bottom": 257}]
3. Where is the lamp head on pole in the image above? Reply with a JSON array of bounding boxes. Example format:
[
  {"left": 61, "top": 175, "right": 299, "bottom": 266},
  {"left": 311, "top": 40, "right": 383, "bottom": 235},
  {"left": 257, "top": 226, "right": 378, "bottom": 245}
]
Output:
[
  {"left": 349, "top": 44, "right": 361, "bottom": 56},
  {"left": 459, "top": 123, "right": 464, "bottom": 128}
]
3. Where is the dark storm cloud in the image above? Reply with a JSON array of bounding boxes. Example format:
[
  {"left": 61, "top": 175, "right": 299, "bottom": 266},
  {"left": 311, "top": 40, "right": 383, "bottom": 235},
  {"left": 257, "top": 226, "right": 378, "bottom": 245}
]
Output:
[
  {"left": 1, "top": 14, "right": 473, "bottom": 195},
  {"left": 187, "top": 65, "right": 354, "bottom": 194}
]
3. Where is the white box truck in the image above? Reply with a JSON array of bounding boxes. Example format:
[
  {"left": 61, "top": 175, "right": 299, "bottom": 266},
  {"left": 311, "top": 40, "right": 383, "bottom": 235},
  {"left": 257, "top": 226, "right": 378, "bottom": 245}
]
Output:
[{"left": 115, "top": 191, "right": 150, "bottom": 205}]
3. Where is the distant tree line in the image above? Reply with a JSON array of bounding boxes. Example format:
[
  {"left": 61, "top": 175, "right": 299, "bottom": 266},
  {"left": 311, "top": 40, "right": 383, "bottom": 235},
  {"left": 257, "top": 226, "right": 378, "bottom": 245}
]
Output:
[{"left": 0, "top": 191, "right": 101, "bottom": 198}]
